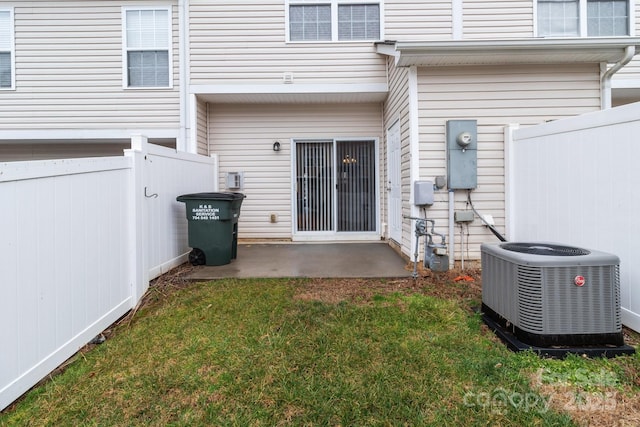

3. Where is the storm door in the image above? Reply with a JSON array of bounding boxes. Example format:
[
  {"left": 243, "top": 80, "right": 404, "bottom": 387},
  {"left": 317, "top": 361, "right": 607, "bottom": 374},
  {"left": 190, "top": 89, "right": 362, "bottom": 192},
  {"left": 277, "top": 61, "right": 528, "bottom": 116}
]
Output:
[
  {"left": 296, "top": 141, "right": 334, "bottom": 232},
  {"left": 295, "top": 139, "right": 377, "bottom": 234}
]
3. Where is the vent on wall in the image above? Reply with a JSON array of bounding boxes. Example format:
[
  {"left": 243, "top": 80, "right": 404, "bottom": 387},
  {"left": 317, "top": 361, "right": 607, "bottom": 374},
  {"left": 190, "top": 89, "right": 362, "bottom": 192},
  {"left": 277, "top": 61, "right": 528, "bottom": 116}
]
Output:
[{"left": 481, "top": 242, "right": 625, "bottom": 348}]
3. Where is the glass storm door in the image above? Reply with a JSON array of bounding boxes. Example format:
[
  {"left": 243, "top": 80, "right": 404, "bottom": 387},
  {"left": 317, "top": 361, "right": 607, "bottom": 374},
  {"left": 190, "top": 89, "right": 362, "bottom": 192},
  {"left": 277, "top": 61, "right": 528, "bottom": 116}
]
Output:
[
  {"left": 296, "top": 141, "right": 334, "bottom": 232},
  {"left": 295, "top": 140, "right": 376, "bottom": 233}
]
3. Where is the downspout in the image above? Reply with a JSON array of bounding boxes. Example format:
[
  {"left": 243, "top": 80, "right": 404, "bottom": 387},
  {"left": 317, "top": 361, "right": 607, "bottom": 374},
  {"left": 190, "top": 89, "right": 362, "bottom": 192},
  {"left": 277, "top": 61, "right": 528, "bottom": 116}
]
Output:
[
  {"left": 178, "top": 0, "right": 191, "bottom": 152},
  {"left": 408, "top": 66, "right": 420, "bottom": 225},
  {"left": 601, "top": 46, "right": 635, "bottom": 109}
]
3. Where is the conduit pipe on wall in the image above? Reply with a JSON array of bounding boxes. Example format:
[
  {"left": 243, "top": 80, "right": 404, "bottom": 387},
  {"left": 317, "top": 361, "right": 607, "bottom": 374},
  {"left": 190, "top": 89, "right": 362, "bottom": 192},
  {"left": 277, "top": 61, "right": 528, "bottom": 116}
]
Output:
[
  {"left": 449, "top": 189, "right": 455, "bottom": 270},
  {"left": 601, "top": 46, "right": 635, "bottom": 109}
]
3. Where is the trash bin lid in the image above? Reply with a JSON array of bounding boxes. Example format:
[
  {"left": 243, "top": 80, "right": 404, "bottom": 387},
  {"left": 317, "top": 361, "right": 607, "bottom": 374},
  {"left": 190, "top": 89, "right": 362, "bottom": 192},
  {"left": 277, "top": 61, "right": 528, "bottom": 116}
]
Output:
[{"left": 177, "top": 192, "right": 245, "bottom": 202}]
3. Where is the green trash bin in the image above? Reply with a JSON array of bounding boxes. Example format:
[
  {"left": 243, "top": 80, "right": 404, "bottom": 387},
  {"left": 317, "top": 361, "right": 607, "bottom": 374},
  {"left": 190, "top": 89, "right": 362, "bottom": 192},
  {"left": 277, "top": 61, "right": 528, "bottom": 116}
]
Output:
[{"left": 176, "top": 192, "right": 246, "bottom": 266}]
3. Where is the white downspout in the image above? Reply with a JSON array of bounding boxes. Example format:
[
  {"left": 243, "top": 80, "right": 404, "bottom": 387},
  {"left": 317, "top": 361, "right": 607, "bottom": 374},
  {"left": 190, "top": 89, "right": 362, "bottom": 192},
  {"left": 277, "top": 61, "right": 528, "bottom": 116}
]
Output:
[
  {"left": 408, "top": 66, "right": 421, "bottom": 258},
  {"left": 178, "top": 0, "right": 192, "bottom": 152},
  {"left": 601, "top": 46, "right": 635, "bottom": 109}
]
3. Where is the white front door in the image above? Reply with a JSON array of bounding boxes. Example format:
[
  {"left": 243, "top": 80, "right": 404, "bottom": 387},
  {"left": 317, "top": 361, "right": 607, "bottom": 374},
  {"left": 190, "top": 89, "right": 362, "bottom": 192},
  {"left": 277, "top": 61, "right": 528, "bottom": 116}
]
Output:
[{"left": 387, "top": 121, "right": 402, "bottom": 243}]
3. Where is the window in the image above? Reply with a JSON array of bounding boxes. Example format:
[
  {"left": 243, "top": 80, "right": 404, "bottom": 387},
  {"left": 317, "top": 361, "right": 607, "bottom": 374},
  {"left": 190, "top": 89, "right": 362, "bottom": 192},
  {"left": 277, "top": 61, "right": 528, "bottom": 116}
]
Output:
[
  {"left": 288, "top": 1, "right": 381, "bottom": 42},
  {"left": 587, "top": 0, "right": 628, "bottom": 36},
  {"left": 338, "top": 4, "right": 380, "bottom": 40},
  {"left": 289, "top": 5, "right": 332, "bottom": 41},
  {"left": 123, "top": 7, "right": 171, "bottom": 88},
  {"left": 0, "top": 9, "right": 14, "bottom": 89},
  {"left": 538, "top": 0, "right": 579, "bottom": 36},
  {"left": 537, "top": 0, "right": 629, "bottom": 37}
]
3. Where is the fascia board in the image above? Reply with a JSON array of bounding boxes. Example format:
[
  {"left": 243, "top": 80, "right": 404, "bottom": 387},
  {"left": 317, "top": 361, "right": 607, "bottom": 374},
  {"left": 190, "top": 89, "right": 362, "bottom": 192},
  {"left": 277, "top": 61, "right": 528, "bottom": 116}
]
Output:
[{"left": 379, "top": 38, "right": 640, "bottom": 67}]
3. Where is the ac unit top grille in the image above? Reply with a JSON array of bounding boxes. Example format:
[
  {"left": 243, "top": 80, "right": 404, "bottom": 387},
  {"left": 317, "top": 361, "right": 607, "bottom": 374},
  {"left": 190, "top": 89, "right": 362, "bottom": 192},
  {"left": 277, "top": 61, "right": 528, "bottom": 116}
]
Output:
[{"left": 501, "top": 242, "right": 590, "bottom": 257}]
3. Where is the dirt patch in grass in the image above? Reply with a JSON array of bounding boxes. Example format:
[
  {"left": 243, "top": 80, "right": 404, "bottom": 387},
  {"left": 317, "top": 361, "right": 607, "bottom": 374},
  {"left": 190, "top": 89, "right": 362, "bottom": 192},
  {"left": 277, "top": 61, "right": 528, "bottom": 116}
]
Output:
[
  {"left": 530, "top": 370, "right": 640, "bottom": 427},
  {"left": 293, "top": 263, "right": 483, "bottom": 307}
]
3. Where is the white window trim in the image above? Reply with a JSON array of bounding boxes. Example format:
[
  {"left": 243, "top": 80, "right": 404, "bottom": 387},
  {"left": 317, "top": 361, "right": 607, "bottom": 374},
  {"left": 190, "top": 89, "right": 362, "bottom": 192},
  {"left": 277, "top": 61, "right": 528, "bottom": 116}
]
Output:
[
  {"left": 285, "top": 0, "right": 384, "bottom": 43},
  {"left": 121, "top": 5, "right": 173, "bottom": 89},
  {"left": 534, "top": 0, "right": 635, "bottom": 37},
  {"left": 0, "top": 7, "right": 15, "bottom": 91}
]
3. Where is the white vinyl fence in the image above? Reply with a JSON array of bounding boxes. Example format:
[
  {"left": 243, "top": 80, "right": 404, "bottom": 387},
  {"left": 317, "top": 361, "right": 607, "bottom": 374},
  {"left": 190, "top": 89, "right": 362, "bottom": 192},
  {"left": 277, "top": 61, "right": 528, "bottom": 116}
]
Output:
[
  {"left": 0, "top": 136, "right": 218, "bottom": 411},
  {"left": 506, "top": 102, "right": 640, "bottom": 333}
]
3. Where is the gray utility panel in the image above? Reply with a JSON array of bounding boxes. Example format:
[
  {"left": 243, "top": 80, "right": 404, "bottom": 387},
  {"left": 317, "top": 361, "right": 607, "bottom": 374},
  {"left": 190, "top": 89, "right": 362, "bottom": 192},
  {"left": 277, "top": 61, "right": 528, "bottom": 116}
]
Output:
[{"left": 446, "top": 120, "right": 477, "bottom": 189}]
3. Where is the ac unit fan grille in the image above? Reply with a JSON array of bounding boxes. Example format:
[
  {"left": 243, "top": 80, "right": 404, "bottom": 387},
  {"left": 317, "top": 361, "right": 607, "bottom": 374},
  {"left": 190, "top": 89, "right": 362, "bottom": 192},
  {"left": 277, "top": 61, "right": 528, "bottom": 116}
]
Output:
[
  {"left": 501, "top": 243, "right": 590, "bottom": 256},
  {"left": 517, "top": 266, "right": 544, "bottom": 332},
  {"left": 545, "top": 265, "right": 621, "bottom": 334}
]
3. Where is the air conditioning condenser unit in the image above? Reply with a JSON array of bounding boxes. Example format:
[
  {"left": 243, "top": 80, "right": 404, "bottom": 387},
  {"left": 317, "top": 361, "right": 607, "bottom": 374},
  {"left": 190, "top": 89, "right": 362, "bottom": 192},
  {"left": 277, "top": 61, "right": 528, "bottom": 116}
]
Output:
[{"left": 481, "top": 242, "right": 635, "bottom": 357}]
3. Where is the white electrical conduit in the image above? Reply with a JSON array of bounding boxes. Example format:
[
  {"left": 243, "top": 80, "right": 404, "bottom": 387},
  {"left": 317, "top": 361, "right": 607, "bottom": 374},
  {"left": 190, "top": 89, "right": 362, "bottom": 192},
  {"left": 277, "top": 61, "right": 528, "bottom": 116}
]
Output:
[
  {"left": 449, "top": 189, "right": 455, "bottom": 270},
  {"left": 459, "top": 223, "right": 465, "bottom": 270}
]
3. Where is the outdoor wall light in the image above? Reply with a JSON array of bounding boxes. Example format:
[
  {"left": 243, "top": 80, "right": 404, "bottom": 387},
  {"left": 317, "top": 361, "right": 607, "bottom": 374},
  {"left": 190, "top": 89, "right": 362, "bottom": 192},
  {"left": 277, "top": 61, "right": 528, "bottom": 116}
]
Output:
[{"left": 273, "top": 141, "right": 281, "bottom": 152}]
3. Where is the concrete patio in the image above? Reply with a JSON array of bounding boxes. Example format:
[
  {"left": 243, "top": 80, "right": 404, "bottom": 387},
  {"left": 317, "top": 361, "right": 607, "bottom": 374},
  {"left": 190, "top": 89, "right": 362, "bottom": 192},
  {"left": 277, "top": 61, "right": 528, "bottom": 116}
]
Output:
[{"left": 186, "top": 242, "right": 412, "bottom": 281}]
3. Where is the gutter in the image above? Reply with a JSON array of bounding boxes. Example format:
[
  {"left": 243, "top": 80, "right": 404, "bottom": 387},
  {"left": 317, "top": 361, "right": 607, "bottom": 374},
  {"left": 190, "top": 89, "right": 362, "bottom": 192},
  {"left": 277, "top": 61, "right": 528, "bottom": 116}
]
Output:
[
  {"left": 601, "top": 46, "right": 636, "bottom": 109},
  {"left": 376, "top": 38, "right": 640, "bottom": 67}
]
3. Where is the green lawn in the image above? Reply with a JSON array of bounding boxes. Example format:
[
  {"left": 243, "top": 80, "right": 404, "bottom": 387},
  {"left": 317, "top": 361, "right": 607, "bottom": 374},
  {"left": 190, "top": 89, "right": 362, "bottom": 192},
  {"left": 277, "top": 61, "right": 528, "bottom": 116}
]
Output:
[{"left": 1, "top": 276, "right": 638, "bottom": 426}]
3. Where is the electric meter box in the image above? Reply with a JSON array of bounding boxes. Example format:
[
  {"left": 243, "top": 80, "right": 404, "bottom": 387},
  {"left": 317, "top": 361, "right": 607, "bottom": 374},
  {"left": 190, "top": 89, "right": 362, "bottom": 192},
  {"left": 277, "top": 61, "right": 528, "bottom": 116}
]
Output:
[
  {"left": 446, "top": 120, "right": 477, "bottom": 190},
  {"left": 414, "top": 180, "right": 434, "bottom": 206}
]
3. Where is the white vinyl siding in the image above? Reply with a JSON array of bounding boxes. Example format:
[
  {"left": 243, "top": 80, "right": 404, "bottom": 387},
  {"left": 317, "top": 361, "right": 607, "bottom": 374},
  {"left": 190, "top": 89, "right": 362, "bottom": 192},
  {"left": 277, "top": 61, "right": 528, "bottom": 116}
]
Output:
[
  {"left": 537, "top": 0, "right": 630, "bottom": 36},
  {"left": 123, "top": 7, "right": 172, "bottom": 88},
  {"left": 382, "top": 56, "right": 412, "bottom": 251},
  {"left": 286, "top": 0, "right": 381, "bottom": 42},
  {"left": 196, "top": 97, "right": 208, "bottom": 155},
  {"left": 384, "top": 0, "right": 452, "bottom": 40},
  {"left": 464, "top": 0, "right": 534, "bottom": 38},
  {"left": 208, "top": 103, "right": 382, "bottom": 239},
  {"left": 0, "top": 2, "right": 180, "bottom": 131},
  {"left": 189, "top": 2, "right": 386, "bottom": 85},
  {"left": 610, "top": 1, "right": 640, "bottom": 99},
  {"left": 0, "top": 9, "right": 14, "bottom": 89},
  {"left": 416, "top": 64, "right": 601, "bottom": 259}
]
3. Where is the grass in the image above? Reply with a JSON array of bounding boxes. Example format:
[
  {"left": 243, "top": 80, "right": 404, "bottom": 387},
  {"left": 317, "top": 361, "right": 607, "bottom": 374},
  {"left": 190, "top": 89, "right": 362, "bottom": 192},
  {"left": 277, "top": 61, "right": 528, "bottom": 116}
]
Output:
[{"left": 1, "top": 276, "right": 638, "bottom": 426}]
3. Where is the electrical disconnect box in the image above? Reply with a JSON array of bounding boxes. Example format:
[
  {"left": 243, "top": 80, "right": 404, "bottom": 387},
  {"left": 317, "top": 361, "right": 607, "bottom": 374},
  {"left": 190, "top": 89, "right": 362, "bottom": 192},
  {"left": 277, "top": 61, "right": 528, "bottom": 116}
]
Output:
[
  {"left": 454, "top": 210, "right": 474, "bottom": 223},
  {"left": 414, "top": 180, "right": 434, "bottom": 206},
  {"left": 226, "top": 172, "right": 244, "bottom": 190},
  {"left": 446, "top": 120, "right": 477, "bottom": 189}
]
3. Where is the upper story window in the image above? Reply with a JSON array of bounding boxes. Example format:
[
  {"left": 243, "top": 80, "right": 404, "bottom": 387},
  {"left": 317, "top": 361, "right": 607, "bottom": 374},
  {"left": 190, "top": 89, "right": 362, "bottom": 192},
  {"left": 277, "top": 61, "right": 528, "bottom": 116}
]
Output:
[
  {"left": 537, "top": 0, "right": 629, "bottom": 37},
  {"left": 287, "top": 1, "right": 381, "bottom": 42},
  {"left": 0, "top": 9, "right": 14, "bottom": 90},
  {"left": 123, "top": 7, "right": 172, "bottom": 88},
  {"left": 290, "top": 5, "right": 332, "bottom": 41}
]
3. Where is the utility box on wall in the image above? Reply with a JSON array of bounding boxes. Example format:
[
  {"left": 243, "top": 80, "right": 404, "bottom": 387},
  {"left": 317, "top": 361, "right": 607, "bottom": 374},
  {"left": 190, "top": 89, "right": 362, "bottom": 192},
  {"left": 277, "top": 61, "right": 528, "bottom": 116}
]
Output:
[
  {"left": 446, "top": 120, "right": 477, "bottom": 189},
  {"left": 414, "top": 180, "right": 434, "bottom": 206}
]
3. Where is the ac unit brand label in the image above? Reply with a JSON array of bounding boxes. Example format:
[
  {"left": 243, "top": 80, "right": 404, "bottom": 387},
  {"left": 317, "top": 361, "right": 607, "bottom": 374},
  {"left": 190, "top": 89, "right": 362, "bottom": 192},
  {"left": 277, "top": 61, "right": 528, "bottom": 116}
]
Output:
[{"left": 574, "top": 275, "right": 586, "bottom": 287}]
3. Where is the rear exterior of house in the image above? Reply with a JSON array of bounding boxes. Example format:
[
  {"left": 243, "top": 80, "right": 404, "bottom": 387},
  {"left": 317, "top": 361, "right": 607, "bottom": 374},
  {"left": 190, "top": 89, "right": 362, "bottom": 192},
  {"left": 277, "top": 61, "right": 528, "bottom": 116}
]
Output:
[
  {"left": 0, "top": 1, "right": 184, "bottom": 158},
  {"left": 2, "top": 0, "right": 640, "bottom": 263}
]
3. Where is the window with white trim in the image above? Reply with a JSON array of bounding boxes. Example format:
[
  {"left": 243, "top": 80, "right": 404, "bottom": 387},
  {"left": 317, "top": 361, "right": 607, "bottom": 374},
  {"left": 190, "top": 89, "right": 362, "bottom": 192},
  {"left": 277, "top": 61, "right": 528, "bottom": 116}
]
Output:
[
  {"left": 0, "top": 9, "right": 14, "bottom": 89},
  {"left": 287, "top": 1, "right": 381, "bottom": 42},
  {"left": 537, "top": 0, "right": 629, "bottom": 37},
  {"left": 123, "top": 7, "right": 171, "bottom": 88}
]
